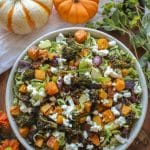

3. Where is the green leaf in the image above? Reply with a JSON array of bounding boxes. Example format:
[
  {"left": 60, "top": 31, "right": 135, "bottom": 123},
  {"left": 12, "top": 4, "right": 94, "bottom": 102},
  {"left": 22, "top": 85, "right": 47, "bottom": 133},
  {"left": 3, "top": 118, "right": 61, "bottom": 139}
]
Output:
[{"left": 39, "top": 40, "right": 51, "bottom": 49}]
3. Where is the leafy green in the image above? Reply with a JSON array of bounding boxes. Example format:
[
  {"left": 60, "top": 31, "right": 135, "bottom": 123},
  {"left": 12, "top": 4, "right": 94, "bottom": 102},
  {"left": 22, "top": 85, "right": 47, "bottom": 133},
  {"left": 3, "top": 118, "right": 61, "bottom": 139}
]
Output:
[
  {"left": 39, "top": 40, "right": 51, "bottom": 49},
  {"left": 130, "top": 104, "right": 142, "bottom": 118}
]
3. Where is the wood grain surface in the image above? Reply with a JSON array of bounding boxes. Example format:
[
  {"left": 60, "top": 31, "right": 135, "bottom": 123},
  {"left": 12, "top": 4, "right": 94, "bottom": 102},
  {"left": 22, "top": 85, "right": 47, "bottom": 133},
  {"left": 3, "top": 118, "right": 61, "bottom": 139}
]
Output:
[{"left": 0, "top": 33, "right": 149, "bottom": 150}]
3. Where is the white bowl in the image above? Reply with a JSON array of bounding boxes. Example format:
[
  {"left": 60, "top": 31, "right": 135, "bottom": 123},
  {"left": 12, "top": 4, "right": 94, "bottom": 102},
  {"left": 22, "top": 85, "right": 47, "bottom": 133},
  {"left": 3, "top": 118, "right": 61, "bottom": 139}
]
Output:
[{"left": 6, "top": 27, "right": 148, "bottom": 150}]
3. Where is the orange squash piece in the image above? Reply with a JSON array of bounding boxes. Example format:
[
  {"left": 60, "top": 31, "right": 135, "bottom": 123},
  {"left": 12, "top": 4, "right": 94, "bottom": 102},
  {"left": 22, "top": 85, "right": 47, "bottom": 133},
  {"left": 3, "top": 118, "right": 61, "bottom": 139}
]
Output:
[
  {"left": 84, "top": 101, "right": 92, "bottom": 113},
  {"left": 79, "top": 117, "right": 86, "bottom": 124},
  {"left": 10, "top": 106, "right": 20, "bottom": 116},
  {"left": 27, "top": 46, "right": 39, "bottom": 60},
  {"left": 93, "top": 115, "right": 103, "bottom": 126},
  {"left": 116, "top": 79, "right": 125, "bottom": 91},
  {"left": 97, "top": 103, "right": 104, "bottom": 113},
  {"left": 122, "top": 105, "right": 132, "bottom": 116},
  {"left": 35, "top": 69, "right": 46, "bottom": 80},
  {"left": 89, "top": 133, "right": 100, "bottom": 146},
  {"left": 79, "top": 48, "right": 89, "bottom": 57},
  {"left": 38, "top": 49, "right": 49, "bottom": 60},
  {"left": 47, "top": 136, "right": 59, "bottom": 150},
  {"left": 40, "top": 104, "right": 53, "bottom": 116},
  {"left": 35, "top": 138, "right": 44, "bottom": 148},
  {"left": 97, "top": 38, "right": 108, "bottom": 50},
  {"left": 19, "top": 84, "right": 27, "bottom": 94},
  {"left": 19, "top": 127, "right": 29, "bottom": 138},
  {"left": 74, "top": 30, "right": 88, "bottom": 43},
  {"left": 102, "top": 99, "right": 113, "bottom": 108},
  {"left": 45, "top": 81, "right": 59, "bottom": 95},
  {"left": 122, "top": 69, "right": 129, "bottom": 76},
  {"left": 99, "top": 89, "right": 108, "bottom": 99},
  {"left": 57, "top": 115, "right": 64, "bottom": 125},
  {"left": 102, "top": 109, "right": 115, "bottom": 123}
]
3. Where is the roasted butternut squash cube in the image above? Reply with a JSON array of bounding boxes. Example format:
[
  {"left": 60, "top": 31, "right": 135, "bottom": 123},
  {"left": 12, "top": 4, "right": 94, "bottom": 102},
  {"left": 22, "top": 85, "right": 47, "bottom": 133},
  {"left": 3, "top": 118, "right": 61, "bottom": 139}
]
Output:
[
  {"left": 102, "top": 109, "right": 115, "bottom": 123},
  {"left": 99, "top": 89, "right": 108, "bottom": 99},
  {"left": 40, "top": 104, "right": 53, "bottom": 116},
  {"left": 19, "top": 127, "right": 29, "bottom": 137},
  {"left": 19, "top": 84, "right": 27, "bottom": 94},
  {"left": 74, "top": 30, "right": 88, "bottom": 43},
  {"left": 35, "top": 138, "right": 44, "bottom": 148},
  {"left": 122, "top": 105, "right": 131, "bottom": 116},
  {"left": 93, "top": 115, "right": 103, "bottom": 126},
  {"left": 35, "top": 69, "right": 46, "bottom": 80},
  {"left": 84, "top": 101, "right": 92, "bottom": 113},
  {"left": 27, "top": 46, "right": 39, "bottom": 60},
  {"left": 45, "top": 81, "right": 59, "bottom": 95},
  {"left": 122, "top": 69, "right": 129, "bottom": 76},
  {"left": 89, "top": 133, "right": 100, "bottom": 146},
  {"left": 49, "top": 53, "right": 57, "bottom": 60},
  {"left": 47, "top": 136, "right": 59, "bottom": 150},
  {"left": 57, "top": 115, "right": 64, "bottom": 125},
  {"left": 10, "top": 106, "right": 20, "bottom": 116},
  {"left": 116, "top": 79, "right": 125, "bottom": 91},
  {"left": 97, "top": 38, "right": 108, "bottom": 50},
  {"left": 79, "top": 48, "right": 89, "bottom": 57},
  {"left": 54, "top": 106, "right": 63, "bottom": 114}
]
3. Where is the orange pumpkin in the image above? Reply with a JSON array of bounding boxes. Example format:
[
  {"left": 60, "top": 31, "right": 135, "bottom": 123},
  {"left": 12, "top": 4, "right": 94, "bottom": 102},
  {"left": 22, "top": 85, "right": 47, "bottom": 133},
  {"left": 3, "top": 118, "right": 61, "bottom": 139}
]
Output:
[{"left": 53, "top": 0, "right": 99, "bottom": 24}]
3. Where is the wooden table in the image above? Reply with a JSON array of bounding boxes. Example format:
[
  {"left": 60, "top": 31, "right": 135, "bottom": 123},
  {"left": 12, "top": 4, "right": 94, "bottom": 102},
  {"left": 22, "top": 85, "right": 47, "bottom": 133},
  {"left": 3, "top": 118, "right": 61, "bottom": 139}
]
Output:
[{"left": 0, "top": 33, "right": 149, "bottom": 150}]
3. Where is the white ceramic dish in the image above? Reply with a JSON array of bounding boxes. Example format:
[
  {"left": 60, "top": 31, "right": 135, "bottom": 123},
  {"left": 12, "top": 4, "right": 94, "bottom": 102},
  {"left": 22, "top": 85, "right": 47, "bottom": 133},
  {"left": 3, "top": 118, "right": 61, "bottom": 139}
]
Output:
[{"left": 6, "top": 27, "right": 148, "bottom": 150}]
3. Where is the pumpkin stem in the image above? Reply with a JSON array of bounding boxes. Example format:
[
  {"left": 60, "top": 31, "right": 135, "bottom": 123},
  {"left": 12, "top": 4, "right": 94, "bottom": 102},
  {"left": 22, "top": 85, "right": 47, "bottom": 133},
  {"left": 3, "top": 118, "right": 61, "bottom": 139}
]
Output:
[{"left": 74, "top": 0, "right": 79, "bottom": 2}]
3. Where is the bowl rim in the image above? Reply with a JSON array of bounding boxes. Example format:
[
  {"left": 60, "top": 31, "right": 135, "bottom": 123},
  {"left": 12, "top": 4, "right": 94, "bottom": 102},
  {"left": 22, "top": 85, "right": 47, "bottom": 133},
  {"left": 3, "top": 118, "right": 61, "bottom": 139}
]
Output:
[{"left": 6, "top": 27, "right": 148, "bottom": 150}]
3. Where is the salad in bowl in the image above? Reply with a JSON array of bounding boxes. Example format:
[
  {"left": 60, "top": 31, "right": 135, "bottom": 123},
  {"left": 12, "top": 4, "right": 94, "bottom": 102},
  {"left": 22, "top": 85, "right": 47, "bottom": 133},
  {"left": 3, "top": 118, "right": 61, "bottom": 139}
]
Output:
[{"left": 6, "top": 28, "right": 148, "bottom": 150}]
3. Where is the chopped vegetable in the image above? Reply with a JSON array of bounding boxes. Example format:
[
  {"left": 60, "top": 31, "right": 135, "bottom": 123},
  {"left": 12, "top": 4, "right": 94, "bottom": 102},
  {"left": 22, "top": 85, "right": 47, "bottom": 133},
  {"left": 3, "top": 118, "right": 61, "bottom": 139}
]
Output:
[
  {"left": 74, "top": 30, "right": 88, "bottom": 43},
  {"left": 45, "top": 82, "right": 59, "bottom": 95},
  {"left": 19, "top": 84, "right": 27, "bottom": 93},
  {"left": 10, "top": 106, "right": 20, "bottom": 116},
  {"left": 35, "top": 69, "right": 46, "bottom": 80},
  {"left": 89, "top": 133, "right": 100, "bottom": 146},
  {"left": 97, "top": 38, "right": 109, "bottom": 50},
  {"left": 47, "top": 136, "right": 59, "bottom": 150},
  {"left": 102, "top": 109, "right": 115, "bottom": 123},
  {"left": 116, "top": 79, "right": 125, "bottom": 91},
  {"left": 122, "top": 105, "right": 132, "bottom": 116},
  {"left": 19, "top": 127, "right": 29, "bottom": 137},
  {"left": 27, "top": 46, "right": 39, "bottom": 60}
]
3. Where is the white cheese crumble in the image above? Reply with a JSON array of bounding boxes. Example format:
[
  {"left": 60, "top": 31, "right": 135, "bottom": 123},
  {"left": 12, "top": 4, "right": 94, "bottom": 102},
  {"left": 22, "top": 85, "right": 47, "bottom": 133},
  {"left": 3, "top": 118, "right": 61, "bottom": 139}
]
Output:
[
  {"left": 56, "top": 33, "right": 67, "bottom": 45},
  {"left": 65, "top": 143, "right": 83, "bottom": 150},
  {"left": 50, "top": 67, "right": 58, "bottom": 74},
  {"left": 104, "top": 66, "right": 122, "bottom": 78},
  {"left": 113, "top": 93, "right": 123, "bottom": 102},
  {"left": 115, "top": 116, "right": 126, "bottom": 127},
  {"left": 20, "top": 102, "right": 32, "bottom": 113},
  {"left": 83, "top": 131, "right": 88, "bottom": 139},
  {"left": 92, "top": 48, "right": 109, "bottom": 57},
  {"left": 90, "top": 122, "right": 102, "bottom": 132},
  {"left": 49, "top": 113, "right": 58, "bottom": 122},
  {"left": 134, "top": 82, "right": 142, "bottom": 94},
  {"left": 111, "top": 107, "right": 120, "bottom": 116},
  {"left": 101, "top": 99, "right": 109, "bottom": 105},
  {"left": 122, "top": 90, "right": 131, "bottom": 98},
  {"left": 114, "top": 134, "right": 128, "bottom": 144},
  {"left": 86, "top": 144, "right": 94, "bottom": 150},
  {"left": 63, "top": 118, "right": 72, "bottom": 127},
  {"left": 84, "top": 72, "right": 91, "bottom": 78},
  {"left": 109, "top": 40, "right": 117, "bottom": 47},
  {"left": 57, "top": 58, "right": 67, "bottom": 69},
  {"left": 64, "top": 74, "right": 73, "bottom": 85},
  {"left": 39, "top": 88, "right": 46, "bottom": 97}
]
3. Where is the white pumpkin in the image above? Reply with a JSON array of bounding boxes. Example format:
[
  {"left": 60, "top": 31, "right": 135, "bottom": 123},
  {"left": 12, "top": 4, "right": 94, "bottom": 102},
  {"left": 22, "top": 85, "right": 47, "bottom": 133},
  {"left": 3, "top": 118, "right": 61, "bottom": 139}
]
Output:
[{"left": 0, "top": 0, "right": 53, "bottom": 34}]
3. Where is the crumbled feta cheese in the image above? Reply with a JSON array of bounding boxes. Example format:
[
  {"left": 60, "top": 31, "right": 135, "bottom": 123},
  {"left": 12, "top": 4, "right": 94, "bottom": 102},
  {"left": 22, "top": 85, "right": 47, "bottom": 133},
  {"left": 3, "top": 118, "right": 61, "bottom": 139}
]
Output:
[
  {"left": 90, "top": 122, "right": 102, "bottom": 132},
  {"left": 39, "top": 88, "right": 46, "bottom": 97},
  {"left": 56, "top": 33, "right": 67, "bottom": 45},
  {"left": 93, "top": 110, "right": 99, "bottom": 115},
  {"left": 113, "top": 93, "right": 123, "bottom": 102},
  {"left": 92, "top": 48, "right": 109, "bottom": 57},
  {"left": 63, "top": 118, "right": 72, "bottom": 127},
  {"left": 57, "top": 58, "right": 67, "bottom": 69},
  {"left": 64, "top": 74, "right": 73, "bottom": 85},
  {"left": 82, "top": 58, "right": 93, "bottom": 64},
  {"left": 115, "top": 116, "right": 126, "bottom": 127},
  {"left": 111, "top": 107, "right": 120, "bottom": 116},
  {"left": 101, "top": 99, "right": 109, "bottom": 105},
  {"left": 49, "top": 113, "right": 58, "bottom": 122},
  {"left": 100, "top": 137, "right": 104, "bottom": 142},
  {"left": 86, "top": 144, "right": 94, "bottom": 150},
  {"left": 84, "top": 72, "right": 91, "bottom": 78},
  {"left": 83, "top": 131, "right": 88, "bottom": 139},
  {"left": 20, "top": 102, "right": 32, "bottom": 113},
  {"left": 86, "top": 116, "right": 91, "bottom": 122},
  {"left": 115, "top": 134, "right": 128, "bottom": 144},
  {"left": 65, "top": 143, "right": 83, "bottom": 150},
  {"left": 27, "top": 84, "right": 34, "bottom": 92},
  {"left": 104, "top": 66, "right": 122, "bottom": 78},
  {"left": 109, "top": 40, "right": 117, "bottom": 47},
  {"left": 123, "top": 91, "right": 131, "bottom": 98},
  {"left": 50, "top": 67, "right": 58, "bottom": 74},
  {"left": 134, "top": 82, "right": 142, "bottom": 94}
]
